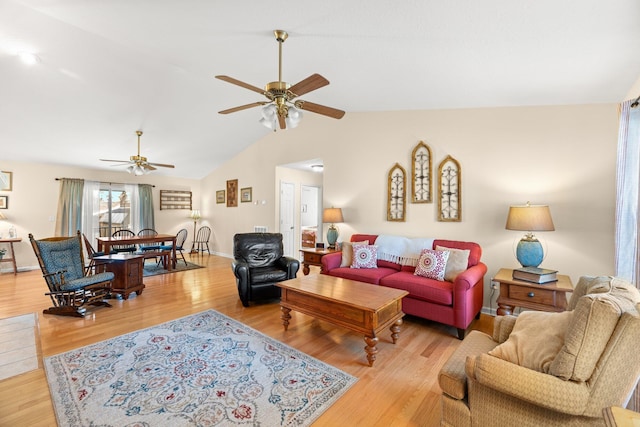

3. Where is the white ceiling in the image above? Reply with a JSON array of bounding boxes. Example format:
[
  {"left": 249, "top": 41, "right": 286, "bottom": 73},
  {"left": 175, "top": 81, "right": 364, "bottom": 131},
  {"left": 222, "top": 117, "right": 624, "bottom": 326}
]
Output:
[{"left": 2, "top": 0, "right": 639, "bottom": 179}]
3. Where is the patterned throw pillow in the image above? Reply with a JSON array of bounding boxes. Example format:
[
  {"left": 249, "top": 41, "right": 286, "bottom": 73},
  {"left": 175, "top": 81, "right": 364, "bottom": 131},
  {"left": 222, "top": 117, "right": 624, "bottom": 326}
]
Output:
[
  {"left": 414, "top": 249, "right": 450, "bottom": 280},
  {"left": 350, "top": 244, "right": 378, "bottom": 269}
]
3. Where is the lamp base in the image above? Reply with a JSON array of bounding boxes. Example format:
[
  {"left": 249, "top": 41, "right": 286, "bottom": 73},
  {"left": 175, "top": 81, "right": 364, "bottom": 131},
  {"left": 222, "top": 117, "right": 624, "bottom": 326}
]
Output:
[
  {"left": 327, "top": 226, "right": 339, "bottom": 249},
  {"left": 516, "top": 239, "right": 544, "bottom": 268}
]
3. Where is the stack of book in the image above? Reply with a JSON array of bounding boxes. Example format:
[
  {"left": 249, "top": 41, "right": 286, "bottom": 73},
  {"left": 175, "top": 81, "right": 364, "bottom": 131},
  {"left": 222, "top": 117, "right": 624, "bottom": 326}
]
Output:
[{"left": 512, "top": 267, "right": 558, "bottom": 284}]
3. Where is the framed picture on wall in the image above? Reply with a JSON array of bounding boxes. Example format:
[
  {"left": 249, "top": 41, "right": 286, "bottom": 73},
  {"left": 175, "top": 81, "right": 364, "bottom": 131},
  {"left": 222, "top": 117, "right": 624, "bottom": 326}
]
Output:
[
  {"left": 216, "top": 190, "right": 225, "bottom": 204},
  {"left": 241, "top": 187, "right": 252, "bottom": 203},
  {"left": 0, "top": 171, "right": 12, "bottom": 191},
  {"left": 226, "top": 179, "right": 238, "bottom": 207},
  {"left": 0, "top": 196, "right": 7, "bottom": 209}
]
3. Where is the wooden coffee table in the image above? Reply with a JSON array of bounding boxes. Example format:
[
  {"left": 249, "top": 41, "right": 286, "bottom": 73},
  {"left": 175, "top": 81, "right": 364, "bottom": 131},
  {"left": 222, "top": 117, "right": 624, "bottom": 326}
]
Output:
[{"left": 277, "top": 274, "right": 408, "bottom": 367}]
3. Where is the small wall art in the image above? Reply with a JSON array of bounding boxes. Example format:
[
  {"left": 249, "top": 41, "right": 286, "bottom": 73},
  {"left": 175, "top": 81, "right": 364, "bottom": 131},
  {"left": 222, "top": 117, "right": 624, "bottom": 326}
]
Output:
[
  {"left": 0, "top": 196, "right": 7, "bottom": 209},
  {"left": 387, "top": 163, "right": 406, "bottom": 222},
  {"left": 216, "top": 190, "right": 225, "bottom": 204},
  {"left": 241, "top": 187, "right": 252, "bottom": 203},
  {"left": 411, "top": 141, "right": 432, "bottom": 203},
  {"left": 0, "top": 171, "right": 12, "bottom": 191},
  {"left": 437, "top": 155, "right": 461, "bottom": 222},
  {"left": 226, "top": 179, "right": 238, "bottom": 207}
]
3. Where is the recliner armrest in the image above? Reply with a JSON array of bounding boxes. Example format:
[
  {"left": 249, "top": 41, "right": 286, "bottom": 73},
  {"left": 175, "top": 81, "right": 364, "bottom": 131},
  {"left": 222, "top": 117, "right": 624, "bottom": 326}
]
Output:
[
  {"left": 232, "top": 260, "right": 250, "bottom": 282},
  {"left": 276, "top": 256, "right": 300, "bottom": 278},
  {"left": 469, "top": 353, "right": 591, "bottom": 415}
]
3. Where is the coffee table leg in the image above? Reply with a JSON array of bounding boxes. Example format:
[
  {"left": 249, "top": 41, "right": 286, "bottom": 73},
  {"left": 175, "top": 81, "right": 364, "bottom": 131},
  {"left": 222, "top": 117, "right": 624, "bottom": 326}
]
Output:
[
  {"left": 280, "top": 306, "right": 291, "bottom": 331},
  {"left": 364, "top": 335, "right": 379, "bottom": 367},
  {"left": 390, "top": 319, "right": 402, "bottom": 344}
]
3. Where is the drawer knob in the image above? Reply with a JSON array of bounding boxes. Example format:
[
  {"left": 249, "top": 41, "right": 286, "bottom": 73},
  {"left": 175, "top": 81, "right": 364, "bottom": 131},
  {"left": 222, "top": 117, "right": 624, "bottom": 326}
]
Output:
[{"left": 527, "top": 292, "right": 535, "bottom": 298}]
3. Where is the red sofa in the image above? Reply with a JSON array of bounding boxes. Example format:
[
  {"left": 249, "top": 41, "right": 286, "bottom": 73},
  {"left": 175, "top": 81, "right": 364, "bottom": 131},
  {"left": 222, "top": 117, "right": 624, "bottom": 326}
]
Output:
[{"left": 321, "top": 234, "right": 487, "bottom": 339}]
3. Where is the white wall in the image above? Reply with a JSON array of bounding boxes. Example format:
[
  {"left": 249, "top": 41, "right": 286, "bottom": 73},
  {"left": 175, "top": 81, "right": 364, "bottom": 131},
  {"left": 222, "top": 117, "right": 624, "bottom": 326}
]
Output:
[
  {"left": 200, "top": 104, "right": 619, "bottom": 310},
  {"left": 0, "top": 159, "right": 202, "bottom": 270}
]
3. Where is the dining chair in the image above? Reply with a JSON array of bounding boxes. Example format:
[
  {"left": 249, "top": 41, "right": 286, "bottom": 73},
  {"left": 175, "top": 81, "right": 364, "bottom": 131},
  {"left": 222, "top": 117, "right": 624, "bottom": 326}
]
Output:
[
  {"left": 158, "top": 228, "right": 188, "bottom": 267},
  {"left": 111, "top": 229, "right": 137, "bottom": 253},
  {"left": 192, "top": 226, "right": 211, "bottom": 254}
]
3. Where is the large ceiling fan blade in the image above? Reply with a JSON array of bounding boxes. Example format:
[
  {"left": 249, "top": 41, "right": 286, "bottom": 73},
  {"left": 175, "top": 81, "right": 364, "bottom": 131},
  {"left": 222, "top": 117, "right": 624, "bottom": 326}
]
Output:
[
  {"left": 147, "top": 162, "right": 175, "bottom": 169},
  {"left": 289, "top": 74, "right": 329, "bottom": 99},
  {"left": 219, "top": 102, "right": 267, "bottom": 115},
  {"left": 295, "top": 100, "right": 345, "bottom": 119},
  {"left": 100, "top": 159, "right": 131, "bottom": 164},
  {"left": 216, "top": 75, "right": 266, "bottom": 95},
  {"left": 143, "top": 164, "right": 157, "bottom": 171}
]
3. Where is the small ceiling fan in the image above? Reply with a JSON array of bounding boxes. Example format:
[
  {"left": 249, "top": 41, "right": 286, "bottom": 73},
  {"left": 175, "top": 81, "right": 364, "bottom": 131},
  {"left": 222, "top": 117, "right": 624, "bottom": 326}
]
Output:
[
  {"left": 100, "top": 130, "right": 175, "bottom": 175},
  {"left": 216, "top": 29, "right": 345, "bottom": 130}
]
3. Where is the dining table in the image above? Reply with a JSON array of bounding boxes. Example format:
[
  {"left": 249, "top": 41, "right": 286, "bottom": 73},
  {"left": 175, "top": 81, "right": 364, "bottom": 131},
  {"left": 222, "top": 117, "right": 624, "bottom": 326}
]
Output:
[{"left": 96, "top": 233, "right": 177, "bottom": 269}]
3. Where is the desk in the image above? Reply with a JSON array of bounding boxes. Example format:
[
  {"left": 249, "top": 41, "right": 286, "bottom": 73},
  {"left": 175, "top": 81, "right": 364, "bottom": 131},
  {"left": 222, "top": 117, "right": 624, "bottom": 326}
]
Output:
[
  {"left": 493, "top": 268, "right": 573, "bottom": 315},
  {"left": 97, "top": 234, "right": 176, "bottom": 269},
  {"left": 0, "top": 237, "right": 21, "bottom": 275}
]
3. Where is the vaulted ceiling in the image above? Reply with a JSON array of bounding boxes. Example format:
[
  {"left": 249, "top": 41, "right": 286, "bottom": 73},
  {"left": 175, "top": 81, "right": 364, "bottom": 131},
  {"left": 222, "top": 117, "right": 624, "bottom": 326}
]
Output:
[{"left": 2, "top": 0, "right": 639, "bottom": 179}]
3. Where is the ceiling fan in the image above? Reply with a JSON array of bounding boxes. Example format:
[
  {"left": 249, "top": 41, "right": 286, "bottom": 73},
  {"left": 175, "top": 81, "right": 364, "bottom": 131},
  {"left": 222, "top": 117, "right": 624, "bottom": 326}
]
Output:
[
  {"left": 216, "top": 29, "right": 345, "bottom": 130},
  {"left": 100, "top": 130, "right": 175, "bottom": 175}
]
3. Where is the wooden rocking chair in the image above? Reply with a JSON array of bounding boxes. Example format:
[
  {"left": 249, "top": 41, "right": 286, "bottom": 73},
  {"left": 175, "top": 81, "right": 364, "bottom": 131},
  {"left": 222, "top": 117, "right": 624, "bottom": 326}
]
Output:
[{"left": 29, "top": 231, "right": 114, "bottom": 317}]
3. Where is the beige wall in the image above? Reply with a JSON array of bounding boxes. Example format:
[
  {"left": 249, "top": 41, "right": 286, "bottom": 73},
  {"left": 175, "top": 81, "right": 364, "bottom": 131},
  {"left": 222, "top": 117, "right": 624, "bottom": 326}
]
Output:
[
  {"left": 201, "top": 104, "right": 619, "bottom": 311},
  {"left": 0, "top": 103, "right": 619, "bottom": 312},
  {"left": 0, "top": 160, "right": 202, "bottom": 270}
]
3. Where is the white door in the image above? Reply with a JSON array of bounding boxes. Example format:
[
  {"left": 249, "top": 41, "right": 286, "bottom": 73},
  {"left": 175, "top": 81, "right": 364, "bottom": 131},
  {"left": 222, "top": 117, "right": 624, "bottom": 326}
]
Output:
[{"left": 279, "top": 181, "right": 295, "bottom": 257}]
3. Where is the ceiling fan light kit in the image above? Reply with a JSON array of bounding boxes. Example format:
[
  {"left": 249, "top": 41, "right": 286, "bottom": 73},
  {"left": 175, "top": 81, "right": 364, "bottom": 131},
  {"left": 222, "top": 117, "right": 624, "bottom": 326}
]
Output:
[
  {"left": 100, "top": 130, "right": 175, "bottom": 175},
  {"left": 216, "top": 29, "right": 344, "bottom": 131}
]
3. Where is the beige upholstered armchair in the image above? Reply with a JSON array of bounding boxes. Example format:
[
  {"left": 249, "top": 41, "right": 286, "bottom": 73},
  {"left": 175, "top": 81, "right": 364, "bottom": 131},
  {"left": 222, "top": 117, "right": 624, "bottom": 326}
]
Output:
[{"left": 439, "top": 276, "right": 640, "bottom": 427}]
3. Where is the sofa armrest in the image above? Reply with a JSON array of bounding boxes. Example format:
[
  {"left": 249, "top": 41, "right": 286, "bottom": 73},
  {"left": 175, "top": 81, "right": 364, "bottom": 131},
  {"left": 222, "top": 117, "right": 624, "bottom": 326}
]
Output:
[
  {"left": 453, "top": 262, "right": 487, "bottom": 292},
  {"left": 321, "top": 251, "right": 343, "bottom": 273},
  {"left": 468, "top": 353, "right": 590, "bottom": 415}
]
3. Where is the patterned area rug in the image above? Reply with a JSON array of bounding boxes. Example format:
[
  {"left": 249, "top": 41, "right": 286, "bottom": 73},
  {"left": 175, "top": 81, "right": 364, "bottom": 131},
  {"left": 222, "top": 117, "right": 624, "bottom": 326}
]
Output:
[
  {"left": 142, "top": 261, "right": 203, "bottom": 277},
  {"left": 44, "top": 310, "right": 357, "bottom": 426}
]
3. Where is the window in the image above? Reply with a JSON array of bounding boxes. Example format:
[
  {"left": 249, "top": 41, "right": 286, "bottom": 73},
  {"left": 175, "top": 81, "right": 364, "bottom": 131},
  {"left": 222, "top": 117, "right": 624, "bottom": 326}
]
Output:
[{"left": 96, "top": 184, "right": 132, "bottom": 237}]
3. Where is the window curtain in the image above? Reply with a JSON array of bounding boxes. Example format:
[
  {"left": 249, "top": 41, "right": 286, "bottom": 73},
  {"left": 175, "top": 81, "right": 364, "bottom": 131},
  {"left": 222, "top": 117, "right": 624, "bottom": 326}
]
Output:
[
  {"left": 138, "top": 184, "right": 155, "bottom": 231},
  {"left": 615, "top": 100, "right": 640, "bottom": 285},
  {"left": 125, "top": 183, "right": 141, "bottom": 233},
  {"left": 81, "top": 180, "right": 101, "bottom": 248},
  {"left": 55, "top": 178, "right": 84, "bottom": 236}
]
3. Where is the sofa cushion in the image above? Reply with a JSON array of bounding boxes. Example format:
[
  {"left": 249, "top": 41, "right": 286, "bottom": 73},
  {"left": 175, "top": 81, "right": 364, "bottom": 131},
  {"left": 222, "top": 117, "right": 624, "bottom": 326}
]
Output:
[
  {"left": 380, "top": 271, "right": 453, "bottom": 305},
  {"left": 340, "top": 240, "right": 369, "bottom": 267},
  {"left": 351, "top": 244, "right": 378, "bottom": 269},
  {"left": 549, "top": 278, "right": 640, "bottom": 381},
  {"left": 414, "top": 248, "right": 449, "bottom": 280},
  {"left": 567, "top": 275, "right": 621, "bottom": 310},
  {"left": 350, "top": 234, "right": 379, "bottom": 245},
  {"left": 488, "top": 310, "right": 573, "bottom": 373},
  {"left": 436, "top": 245, "right": 470, "bottom": 282},
  {"left": 327, "top": 266, "right": 397, "bottom": 285},
  {"left": 433, "top": 239, "right": 481, "bottom": 268}
]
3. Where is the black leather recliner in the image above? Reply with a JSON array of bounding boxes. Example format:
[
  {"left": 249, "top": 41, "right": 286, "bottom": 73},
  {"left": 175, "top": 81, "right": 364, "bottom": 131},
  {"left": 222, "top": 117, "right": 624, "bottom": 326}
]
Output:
[{"left": 232, "top": 233, "right": 300, "bottom": 307}]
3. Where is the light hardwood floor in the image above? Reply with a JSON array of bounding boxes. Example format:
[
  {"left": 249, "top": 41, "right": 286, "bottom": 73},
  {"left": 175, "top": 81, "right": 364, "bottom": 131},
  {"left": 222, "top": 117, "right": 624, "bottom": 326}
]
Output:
[{"left": 0, "top": 254, "right": 492, "bottom": 426}]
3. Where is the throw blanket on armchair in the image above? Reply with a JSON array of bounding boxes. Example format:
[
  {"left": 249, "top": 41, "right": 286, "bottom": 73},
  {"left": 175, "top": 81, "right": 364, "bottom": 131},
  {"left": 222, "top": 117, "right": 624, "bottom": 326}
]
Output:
[{"left": 375, "top": 235, "right": 435, "bottom": 267}]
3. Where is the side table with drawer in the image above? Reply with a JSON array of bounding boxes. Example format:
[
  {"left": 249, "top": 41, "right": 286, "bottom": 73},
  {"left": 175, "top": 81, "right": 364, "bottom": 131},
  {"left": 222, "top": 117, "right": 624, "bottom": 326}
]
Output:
[
  {"left": 299, "top": 248, "right": 338, "bottom": 275},
  {"left": 493, "top": 268, "right": 573, "bottom": 315}
]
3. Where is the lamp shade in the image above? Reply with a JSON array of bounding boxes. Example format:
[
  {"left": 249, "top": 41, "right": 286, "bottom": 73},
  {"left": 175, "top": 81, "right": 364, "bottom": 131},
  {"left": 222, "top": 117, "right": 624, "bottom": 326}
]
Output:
[
  {"left": 190, "top": 210, "right": 201, "bottom": 221},
  {"left": 505, "top": 204, "right": 554, "bottom": 232},
  {"left": 322, "top": 208, "right": 344, "bottom": 224}
]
